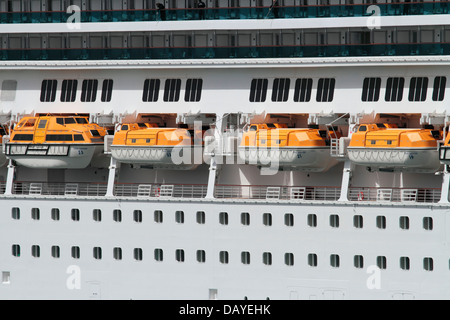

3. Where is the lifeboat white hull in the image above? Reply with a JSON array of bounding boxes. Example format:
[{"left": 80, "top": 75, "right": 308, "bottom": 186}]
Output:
[
  {"left": 5, "top": 143, "right": 102, "bottom": 169},
  {"left": 111, "top": 145, "right": 203, "bottom": 170},
  {"left": 348, "top": 147, "right": 440, "bottom": 172},
  {"left": 238, "top": 146, "right": 338, "bottom": 172}
]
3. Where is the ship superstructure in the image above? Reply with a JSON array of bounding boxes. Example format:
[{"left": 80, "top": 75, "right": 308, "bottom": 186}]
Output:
[{"left": 1, "top": 0, "right": 450, "bottom": 300}]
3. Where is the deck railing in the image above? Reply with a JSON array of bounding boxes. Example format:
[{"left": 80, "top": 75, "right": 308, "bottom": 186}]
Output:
[
  {"left": 348, "top": 187, "right": 441, "bottom": 203},
  {"left": 0, "top": 2, "right": 448, "bottom": 24},
  {"left": 113, "top": 183, "right": 208, "bottom": 198},
  {"left": 1, "top": 42, "right": 446, "bottom": 61},
  {"left": 0, "top": 181, "right": 443, "bottom": 204},
  {"left": 214, "top": 184, "right": 341, "bottom": 201}
]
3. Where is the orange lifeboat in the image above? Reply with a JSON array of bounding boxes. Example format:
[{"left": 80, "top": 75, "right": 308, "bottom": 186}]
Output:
[
  {"left": 348, "top": 123, "right": 441, "bottom": 172},
  {"left": 110, "top": 123, "right": 202, "bottom": 169},
  {"left": 238, "top": 123, "right": 339, "bottom": 172},
  {"left": 5, "top": 116, "right": 107, "bottom": 169}
]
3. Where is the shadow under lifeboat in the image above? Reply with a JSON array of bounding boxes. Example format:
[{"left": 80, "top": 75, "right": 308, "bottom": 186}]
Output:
[
  {"left": 347, "top": 123, "right": 441, "bottom": 172},
  {"left": 238, "top": 123, "right": 339, "bottom": 172},
  {"left": 5, "top": 116, "right": 107, "bottom": 169},
  {"left": 110, "top": 123, "right": 203, "bottom": 170},
  {"left": 0, "top": 125, "right": 9, "bottom": 167}
]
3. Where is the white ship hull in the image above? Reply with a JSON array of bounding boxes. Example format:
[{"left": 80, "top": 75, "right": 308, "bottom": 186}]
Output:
[
  {"left": 5, "top": 144, "right": 104, "bottom": 169},
  {"left": 0, "top": 196, "right": 449, "bottom": 300},
  {"left": 347, "top": 147, "right": 441, "bottom": 172},
  {"left": 238, "top": 147, "right": 338, "bottom": 172}
]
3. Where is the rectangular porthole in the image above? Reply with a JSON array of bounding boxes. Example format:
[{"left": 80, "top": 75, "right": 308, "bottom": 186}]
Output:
[
  {"left": 2, "top": 272, "right": 10, "bottom": 284},
  {"left": 134, "top": 210, "right": 143, "bottom": 223},
  {"left": 196, "top": 211, "right": 205, "bottom": 224},
  {"left": 308, "top": 214, "right": 317, "bottom": 227},
  {"left": 249, "top": 78, "right": 268, "bottom": 102}
]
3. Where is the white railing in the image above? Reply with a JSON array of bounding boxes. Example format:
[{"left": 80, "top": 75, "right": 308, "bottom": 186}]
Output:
[
  {"left": 1, "top": 181, "right": 442, "bottom": 204},
  {"left": 113, "top": 183, "right": 208, "bottom": 199},
  {"left": 12, "top": 182, "right": 108, "bottom": 197},
  {"left": 348, "top": 187, "right": 441, "bottom": 203},
  {"left": 214, "top": 185, "right": 341, "bottom": 201}
]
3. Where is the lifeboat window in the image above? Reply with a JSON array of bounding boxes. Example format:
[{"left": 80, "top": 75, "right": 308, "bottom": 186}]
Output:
[
  {"left": 56, "top": 118, "right": 64, "bottom": 125},
  {"left": 12, "top": 134, "right": 34, "bottom": 141},
  {"left": 75, "top": 118, "right": 88, "bottom": 124},
  {"left": 64, "top": 118, "right": 76, "bottom": 125},
  {"left": 131, "top": 139, "right": 136, "bottom": 143},
  {"left": 250, "top": 126, "right": 257, "bottom": 131},
  {"left": 90, "top": 130, "right": 100, "bottom": 137},
  {"left": 376, "top": 123, "right": 386, "bottom": 128},
  {"left": 146, "top": 139, "right": 150, "bottom": 143},
  {"left": 38, "top": 120, "right": 47, "bottom": 129},
  {"left": 387, "top": 140, "right": 392, "bottom": 145},
  {"left": 74, "top": 135, "right": 84, "bottom": 141},
  {"left": 266, "top": 123, "right": 276, "bottom": 128},
  {"left": 46, "top": 134, "right": 73, "bottom": 141},
  {"left": 121, "top": 125, "right": 129, "bottom": 131},
  {"left": 359, "top": 126, "right": 367, "bottom": 132},
  {"left": 138, "top": 123, "right": 147, "bottom": 128},
  {"left": 371, "top": 140, "right": 376, "bottom": 145}
]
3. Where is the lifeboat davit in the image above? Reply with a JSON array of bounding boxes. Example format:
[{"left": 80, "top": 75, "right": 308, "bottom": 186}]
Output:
[
  {"left": 438, "top": 132, "right": 450, "bottom": 165},
  {"left": 238, "top": 123, "right": 339, "bottom": 172},
  {"left": 110, "top": 123, "right": 202, "bottom": 170},
  {"left": 347, "top": 123, "right": 441, "bottom": 172},
  {"left": 5, "top": 116, "right": 107, "bottom": 169}
]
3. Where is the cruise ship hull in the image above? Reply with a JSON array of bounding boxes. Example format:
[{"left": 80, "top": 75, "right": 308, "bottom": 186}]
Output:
[{"left": 0, "top": 196, "right": 448, "bottom": 300}]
